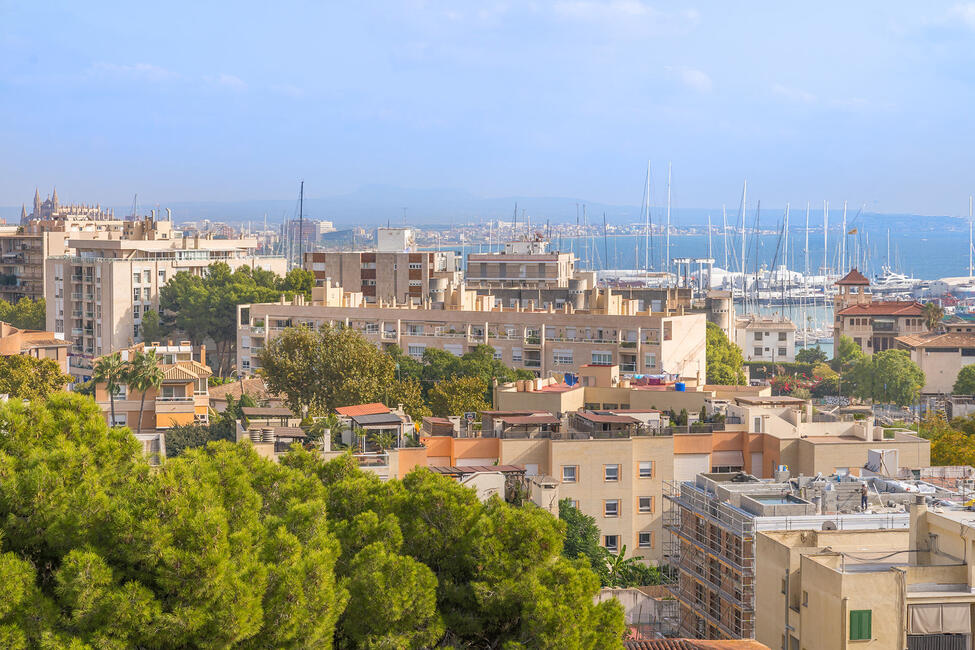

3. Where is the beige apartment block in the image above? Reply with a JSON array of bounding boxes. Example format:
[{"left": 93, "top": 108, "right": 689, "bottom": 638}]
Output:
[
  {"left": 734, "top": 315, "right": 797, "bottom": 363},
  {"left": 756, "top": 500, "right": 975, "bottom": 650},
  {"left": 0, "top": 320, "right": 70, "bottom": 373},
  {"left": 93, "top": 341, "right": 211, "bottom": 432},
  {"left": 304, "top": 249, "right": 459, "bottom": 304},
  {"left": 896, "top": 331, "right": 975, "bottom": 394},
  {"left": 48, "top": 228, "right": 286, "bottom": 382},
  {"left": 236, "top": 283, "right": 707, "bottom": 380},
  {"left": 465, "top": 239, "right": 576, "bottom": 289}
]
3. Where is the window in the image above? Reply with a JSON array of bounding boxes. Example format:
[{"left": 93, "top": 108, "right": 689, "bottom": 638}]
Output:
[
  {"left": 778, "top": 331, "right": 787, "bottom": 341},
  {"left": 241, "top": 359, "right": 250, "bottom": 370},
  {"left": 144, "top": 287, "right": 151, "bottom": 301},
  {"left": 159, "top": 270, "right": 166, "bottom": 283},
  {"left": 639, "top": 461, "right": 654, "bottom": 478},
  {"left": 133, "top": 288, "right": 140, "bottom": 302},
  {"left": 849, "top": 610, "right": 871, "bottom": 641},
  {"left": 553, "top": 350, "right": 573, "bottom": 365},
  {"left": 408, "top": 280, "right": 422, "bottom": 287},
  {"left": 604, "top": 535, "right": 619, "bottom": 552},
  {"left": 562, "top": 466, "right": 577, "bottom": 483},
  {"left": 604, "top": 500, "right": 619, "bottom": 517},
  {"left": 592, "top": 351, "right": 612, "bottom": 365},
  {"left": 569, "top": 499, "right": 579, "bottom": 509},
  {"left": 778, "top": 347, "right": 787, "bottom": 357},
  {"left": 512, "top": 347, "right": 523, "bottom": 362},
  {"left": 639, "top": 496, "right": 653, "bottom": 513},
  {"left": 638, "top": 532, "right": 653, "bottom": 548},
  {"left": 133, "top": 272, "right": 141, "bottom": 284},
  {"left": 408, "top": 262, "right": 422, "bottom": 270},
  {"left": 407, "top": 344, "right": 426, "bottom": 359},
  {"left": 754, "top": 347, "right": 763, "bottom": 357},
  {"left": 133, "top": 306, "right": 141, "bottom": 319},
  {"left": 644, "top": 353, "right": 656, "bottom": 368},
  {"left": 802, "top": 591, "right": 808, "bottom": 607},
  {"left": 144, "top": 270, "right": 151, "bottom": 283},
  {"left": 604, "top": 464, "right": 619, "bottom": 481},
  {"left": 754, "top": 331, "right": 763, "bottom": 341}
]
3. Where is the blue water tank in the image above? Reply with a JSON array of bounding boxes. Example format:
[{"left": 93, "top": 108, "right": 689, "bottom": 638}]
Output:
[{"left": 675, "top": 382, "right": 686, "bottom": 392}]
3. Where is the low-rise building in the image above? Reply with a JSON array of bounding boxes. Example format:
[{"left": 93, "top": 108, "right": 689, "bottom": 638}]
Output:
[
  {"left": 896, "top": 331, "right": 975, "bottom": 394},
  {"left": 735, "top": 315, "right": 796, "bottom": 363},
  {"left": 93, "top": 341, "right": 211, "bottom": 431},
  {"left": 0, "top": 320, "right": 70, "bottom": 373},
  {"left": 756, "top": 498, "right": 975, "bottom": 650},
  {"left": 833, "top": 268, "right": 928, "bottom": 354}
]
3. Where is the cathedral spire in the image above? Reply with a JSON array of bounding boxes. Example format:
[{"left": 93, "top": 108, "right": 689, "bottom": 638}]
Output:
[
  {"left": 33, "top": 188, "right": 41, "bottom": 215},
  {"left": 52, "top": 187, "right": 59, "bottom": 211},
  {"left": 20, "top": 204, "right": 26, "bottom": 220}
]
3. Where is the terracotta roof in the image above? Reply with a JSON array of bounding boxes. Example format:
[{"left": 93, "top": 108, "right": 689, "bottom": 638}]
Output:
[
  {"left": 162, "top": 360, "right": 212, "bottom": 381},
  {"left": 837, "top": 301, "right": 924, "bottom": 316},
  {"left": 835, "top": 268, "right": 870, "bottom": 285},
  {"left": 210, "top": 378, "right": 282, "bottom": 405},
  {"left": 624, "top": 641, "right": 771, "bottom": 650},
  {"left": 896, "top": 332, "right": 975, "bottom": 348},
  {"left": 335, "top": 402, "right": 390, "bottom": 417}
]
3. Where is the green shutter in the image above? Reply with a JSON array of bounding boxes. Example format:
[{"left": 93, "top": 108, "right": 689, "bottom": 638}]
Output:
[{"left": 850, "top": 610, "right": 872, "bottom": 640}]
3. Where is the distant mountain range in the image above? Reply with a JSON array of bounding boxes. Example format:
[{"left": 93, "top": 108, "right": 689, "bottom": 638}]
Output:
[{"left": 1, "top": 184, "right": 968, "bottom": 231}]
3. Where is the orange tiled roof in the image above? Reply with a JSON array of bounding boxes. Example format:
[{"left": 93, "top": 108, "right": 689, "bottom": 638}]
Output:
[
  {"left": 335, "top": 402, "right": 390, "bottom": 417},
  {"left": 835, "top": 268, "right": 870, "bottom": 285},
  {"left": 896, "top": 331, "right": 975, "bottom": 348},
  {"left": 837, "top": 301, "right": 923, "bottom": 316}
]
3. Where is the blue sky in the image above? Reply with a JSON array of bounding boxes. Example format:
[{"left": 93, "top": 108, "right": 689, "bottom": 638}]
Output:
[{"left": 1, "top": 1, "right": 974, "bottom": 216}]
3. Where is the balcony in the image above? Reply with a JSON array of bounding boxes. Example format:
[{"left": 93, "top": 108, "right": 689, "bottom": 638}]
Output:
[
  {"left": 524, "top": 359, "right": 541, "bottom": 368},
  {"left": 621, "top": 363, "right": 637, "bottom": 372}
]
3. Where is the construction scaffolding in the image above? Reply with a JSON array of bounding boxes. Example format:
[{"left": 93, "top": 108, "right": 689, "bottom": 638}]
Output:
[{"left": 663, "top": 480, "right": 756, "bottom": 640}]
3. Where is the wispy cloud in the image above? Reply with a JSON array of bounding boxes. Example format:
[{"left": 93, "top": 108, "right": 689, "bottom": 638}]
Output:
[
  {"left": 772, "top": 83, "right": 816, "bottom": 103},
  {"left": 948, "top": 3, "right": 975, "bottom": 29},
  {"left": 216, "top": 73, "right": 246, "bottom": 91},
  {"left": 666, "top": 65, "right": 712, "bottom": 93},
  {"left": 88, "top": 62, "right": 178, "bottom": 82}
]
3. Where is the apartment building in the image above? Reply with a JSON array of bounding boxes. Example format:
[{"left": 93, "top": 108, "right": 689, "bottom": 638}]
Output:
[
  {"left": 93, "top": 341, "right": 211, "bottom": 431},
  {"left": 237, "top": 283, "right": 708, "bottom": 381},
  {"left": 465, "top": 239, "right": 576, "bottom": 289},
  {"left": 664, "top": 471, "right": 956, "bottom": 641},
  {"left": 304, "top": 249, "right": 459, "bottom": 304},
  {"left": 734, "top": 315, "right": 797, "bottom": 363},
  {"left": 48, "top": 225, "right": 286, "bottom": 382},
  {"left": 834, "top": 268, "right": 928, "bottom": 354},
  {"left": 756, "top": 498, "right": 975, "bottom": 650},
  {"left": 895, "top": 331, "right": 975, "bottom": 394},
  {"left": 0, "top": 320, "right": 70, "bottom": 373}
]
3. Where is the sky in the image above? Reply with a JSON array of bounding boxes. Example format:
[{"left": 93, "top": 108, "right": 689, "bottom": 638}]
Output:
[{"left": 1, "top": 1, "right": 974, "bottom": 217}]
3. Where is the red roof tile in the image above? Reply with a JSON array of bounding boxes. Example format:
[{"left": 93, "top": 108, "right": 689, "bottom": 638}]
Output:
[
  {"left": 837, "top": 301, "right": 923, "bottom": 316},
  {"left": 335, "top": 402, "right": 391, "bottom": 417},
  {"left": 835, "top": 268, "right": 870, "bottom": 285}
]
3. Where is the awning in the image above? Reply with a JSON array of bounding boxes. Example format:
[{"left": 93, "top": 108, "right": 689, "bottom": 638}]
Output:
[
  {"left": 909, "top": 603, "right": 971, "bottom": 635},
  {"left": 711, "top": 450, "right": 745, "bottom": 467}
]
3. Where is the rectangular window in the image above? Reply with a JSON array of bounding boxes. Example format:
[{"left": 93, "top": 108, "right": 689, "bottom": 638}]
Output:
[
  {"left": 553, "top": 350, "right": 573, "bottom": 365},
  {"left": 638, "top": 532, "right": 652, "bottom": 548},
  {"left": 754, "top": 347, "right": 763, "bottom": 357},
  {"left": 144, "top": 287, "right": 151, "bottom": 301},
  {"left": 512, "top": 347, "right": 523, "bottom": 362},
  {"left": 778, "top": 347, "right": 787, "bottom": 357},
  {"left": 644, "top": 352, "right": 656, "bottom": 368},
  {"left": 241, "top": 359, "right": 250, "bottom": 370},
  {"left": 144, "top": 270, "right": 151, "bottom": 283},
  {"left": 159, "top": 270, "right": 166, "bottom": 283},
  {"left": 133, "top": 288, "right": 140, "bottom": 302},
  {"left": 604, "top": 535, "right": 619, "bottom": 552},
  {"left": 132, "top": 306, "right": 140, "bottom": 319},
  {"left": 639, "top": 461, "right": 654, "bottom": 478},
  {"left": 849, "top": 610, "right": 871, "bottom": 641},
  {"left": 754, "top": 331, "right": 763, "bottom": 341},
  {"left": 604, "top": 464, "right": 619, "bottom": 482},
  {"left": 133, "top": 272, "right": 140, "bottom": 284},
  {"left": 407, "top": 344, "right": 425, "bottom": 359},
  {"left": 408, "top": 262, "right": 422, "bottom": 270},
  {"left": 562, "top": 466, "right": 577, "bottom": 483},
  {"left": 778, "top": 331, "right": 787, "bottom": 341},
  {"left": 592, "top": 351, "right": 612, "bottom": 365},
  {"left": 604, "top": 500, "right": 619, "bottom": 517},
  {"left": 639, "top": 496, "right": 653, "bottom": 513}
]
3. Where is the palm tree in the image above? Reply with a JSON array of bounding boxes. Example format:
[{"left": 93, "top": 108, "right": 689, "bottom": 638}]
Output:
[
  {"left": 130, "top": 350, "right": 164, "bottom": 432},
  {"left": 93, "top": 352, "right": 130, "bottom": 427},
  {"left": 922, "top": 302, "right": 945, "bottom": 332},
  {"left": 605, "top": 545, "right": 640, "bottom": 587},
  {"left": 368, "top": 429, "right": 396, "bottom": 452}
]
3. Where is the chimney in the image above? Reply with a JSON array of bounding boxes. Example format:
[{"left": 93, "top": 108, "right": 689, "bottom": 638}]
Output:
[{"left": 200, "top": 345, "right": 206, "bottom": 367}]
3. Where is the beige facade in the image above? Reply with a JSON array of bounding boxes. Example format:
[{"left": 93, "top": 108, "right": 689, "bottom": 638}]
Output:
[
  {"left": 0, "top": 320, "right": 70, "bottom": 373},
  {"left": 757, "top": 502, "right": 975, "bottom": 650},
  {"left": 735, "top": 315, "right": 796, "bottom": 363},
  {"left": 304, "top": 249, "right": 459, "bottom": 304},
  {"left": 237, "top": 284, "right": 708, "bottom": 381},
  {"left": 896, "top": 331, "right": 975, "bottom": 394},
  {"left": 833, "top": 268, "right": 928, "bottom": 354},
  {"left": 94, "top": 341, "right": 211, "bottom": 432},
  {"left": 47, "top": 225, "right": 286, "bottom": 381},
  {"left": 466, "top": 239, "right": 576, "bottom": 289}
]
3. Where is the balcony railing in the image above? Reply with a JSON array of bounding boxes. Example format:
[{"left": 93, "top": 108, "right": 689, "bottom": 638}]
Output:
[{"left": 524, "top": 359, "right": 541, "bottom": 368}]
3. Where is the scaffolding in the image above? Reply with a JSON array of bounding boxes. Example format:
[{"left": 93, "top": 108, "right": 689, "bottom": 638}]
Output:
[{"left": 663, "top": 480, "right": 756, "bottom": 639}]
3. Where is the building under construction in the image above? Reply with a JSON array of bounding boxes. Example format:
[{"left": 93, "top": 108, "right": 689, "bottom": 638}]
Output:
[{"left": 663, "top": 468, "right": 958, "bottom": 640}]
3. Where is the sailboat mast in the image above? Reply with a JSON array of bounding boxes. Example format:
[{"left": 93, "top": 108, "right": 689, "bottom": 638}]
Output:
[
  {"left": 298, "top": 180, "right": 304, "bottom": 269},
  {"left": 823, "top": 200, "right": 829, "bottom": 288},
  {"left": 970, "top": 195, "right": 973, "bottom": 277},
  {"left": 740, "top": 180, "right": 747, "bottom": 305},
  {"left": 644, "top": 161, "right": 651, "bottom": 281},
  {"left": 804, "top": 202, "right": 810, "bottom": 276},
  {"left": 666, "top": 162, "right": 672, "bottom": 286},
  {"left": 841, "top": 200, "right": 847, "bottom": 271}
]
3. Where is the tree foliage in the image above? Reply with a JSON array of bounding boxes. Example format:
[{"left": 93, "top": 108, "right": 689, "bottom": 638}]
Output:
[
  {"left": 159, "top": 263, "right": 304, "bottom": 375},
  {"left": 954, "top": 365, "right": 975, "bottom": 395},
  {"left": 427, "top": 376, "right": 490, "bottom": 417},
  {"left": 0, "top": 393, "right": 346, "bottom": 647},
  {"left": 0, "top": 355, "right": 71, "bottom": 401},
  {"left": 0, "top": 297, "right": 45, "bottom": 331},
  {"left": 849, "top": 349, "right": 925, "bottom": 406},
  {"left": 795, "top": 346, "right": 828, "bottom": 364},
  {"left": 390, "top": 343, "right": 533, "bottom": 403},
  {"left": 831, "top": 335, "right": 864, "bottom": 371},
  {"left": 918, "top": 414, "right": 975, "bottom": 466},
  {"left": 923, "top": 302, "right": 945, "bottom": 331},
  {"left": 258, "top": 324, "right": 396, "bottom": 416},
  {"left": 705, "top": 321, "right": 746, "bottom": 385}
]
